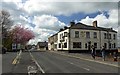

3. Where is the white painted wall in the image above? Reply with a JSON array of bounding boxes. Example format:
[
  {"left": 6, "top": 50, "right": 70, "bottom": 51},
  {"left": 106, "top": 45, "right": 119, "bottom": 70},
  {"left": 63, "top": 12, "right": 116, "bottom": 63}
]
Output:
[
  {"left": 70, "top": 29, "right": 100, "bottom": 50},
  {"left": 48, "top": 28, "right": 117, "bottom": 51},
  {"left": 100, "top": 31, "right": 117, "bottom": 50},
  {"left": 57, "top": 29, "right": 69, "bottom": 50}
]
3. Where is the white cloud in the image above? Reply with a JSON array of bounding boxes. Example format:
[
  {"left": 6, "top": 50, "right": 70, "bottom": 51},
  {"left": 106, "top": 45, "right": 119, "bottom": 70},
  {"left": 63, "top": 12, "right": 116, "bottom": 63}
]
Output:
[
  {"left": 1, "top": 0, "right": 119, "bottom": 45},
  {"left": 33, "top": 15, "right": 66, "bottom": 31},
  {"left": 80, "top": 9, "right": 118, "bottom": 31},
  {"left": 23, "top": 1, "right": 118, "bottom": 16},
  {"left": 27, "top": 15, "right": 66, "bottom": 45},
  {"left": 28, "top": 28, "right": 57, "bottom": 45},
  {"left": 80, "top": 9, "right": 120, "bottom": 46}
]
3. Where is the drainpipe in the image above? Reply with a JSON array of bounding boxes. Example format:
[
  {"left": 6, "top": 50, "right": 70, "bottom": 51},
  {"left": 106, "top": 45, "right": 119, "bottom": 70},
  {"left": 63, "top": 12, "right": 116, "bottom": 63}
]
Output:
[
  {"left": 99, "top": 30, "right": 101, "bottom": 50},
  {"left": 68, "top": 28, "right": 71, "bottom": 51}
]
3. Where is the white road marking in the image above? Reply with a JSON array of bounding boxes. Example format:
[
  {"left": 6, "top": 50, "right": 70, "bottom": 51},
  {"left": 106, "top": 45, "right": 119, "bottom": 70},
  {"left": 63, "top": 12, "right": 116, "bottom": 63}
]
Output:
[
  {"left": 29, "top": 52, "right": 45, "bottom": 73},
  {"left": 50, "top": 51, "right": 120, "bottom": 68},
  {"left": 69, "top": 62, "right": 74, "bottom": 64},
  {"left": 83, "top": 68, "right": 90, "bottom": 71},
  {"left": 67, "top": 61, "right": 90, "bottom": 71}
]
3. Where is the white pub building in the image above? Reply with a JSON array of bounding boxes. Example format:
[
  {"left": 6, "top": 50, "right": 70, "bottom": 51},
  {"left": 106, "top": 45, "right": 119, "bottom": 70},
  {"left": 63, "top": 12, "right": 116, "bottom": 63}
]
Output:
[{"left": 48, "top": 21, "right": 117, "bottom": 53}]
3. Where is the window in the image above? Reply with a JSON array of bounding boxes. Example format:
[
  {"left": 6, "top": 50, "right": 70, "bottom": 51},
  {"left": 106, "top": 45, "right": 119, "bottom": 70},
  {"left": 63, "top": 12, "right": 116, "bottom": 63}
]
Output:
[
  {"left": 114, "top": 43, "right": 116, "bottom": 48},
  {"left": 94, "top": 43, "right": 97, "bottom": 48},
  {"left": 109, "top": 43, "right": 111, "bottom": 49},
  {"left": 73, "top": 42, "right": 81, "bottom": 48},
  {"left": 59, "top": 43, "right": 61, "bottom": 48},
  {"left": 62, "top": 33, "right": 64, "bottom": 38},
  {"left": 86, "top": 32, "right": 90, "bottom": 38},
  {"left": 113, "top": 34, "right": 116, "bottom": 40},
  {"left": 104, "top": 33, "right": 107, "bottom": 39},
  {"left": 64, "top": 42, "right": 67, "bottom": 48},
  {"left": 104, "top": 43, "right": 107, "bottom": 49},
  {"left": 75, "top": 31, "right": 79, "bottom": 38},
  {"left": 55, "top": 44, "right": 57, "bottom": 48},
  {"left": 109, "top": 34, "right": 111, "bottom": 39},
  {"left": 60, "top": 34, "right": 61, "bottom": 39},
  {"left": 85, "top": 43, "right": 87, "bottom": 48},
  {"left": 64, "top": 32, "right": 67, "bottom": 37},
  {"left": 93, "top": 32, "right": 97, "bottom": 38}
]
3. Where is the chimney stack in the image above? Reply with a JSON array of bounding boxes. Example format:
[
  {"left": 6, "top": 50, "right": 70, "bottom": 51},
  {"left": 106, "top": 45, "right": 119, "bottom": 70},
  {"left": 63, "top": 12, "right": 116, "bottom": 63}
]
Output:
[
  {"left": 64, "top": 26, "right": 68, "bottom": 29},
  {"left": 93, "top": 20, "right": 97, "bottom": 27},
  {"left": 59, "top": 28, "right": 63, "bottom": 32},
  {"left": 70, "top": 21, "right": 75, "bottom": 27}
]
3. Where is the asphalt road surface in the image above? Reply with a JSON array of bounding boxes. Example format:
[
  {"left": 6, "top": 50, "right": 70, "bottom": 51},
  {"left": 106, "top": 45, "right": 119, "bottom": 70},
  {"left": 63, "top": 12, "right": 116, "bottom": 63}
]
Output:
[
  {"left": 31, "top": 51, "right": 119, "bottom": 73},
  {"left": 2, "top": 50, "right": 119, "bottom": 74}
]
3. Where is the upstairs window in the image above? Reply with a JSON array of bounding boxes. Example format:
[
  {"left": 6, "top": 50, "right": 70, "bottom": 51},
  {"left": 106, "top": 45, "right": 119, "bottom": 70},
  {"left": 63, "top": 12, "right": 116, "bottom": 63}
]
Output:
[
  {"left": 86, "top": 32, "right": 90, "bottom": 38},
  {"left": 104, "top": 33, "right": 107, "bottom": 39},
  {"left": 93, "top": 32, "right": 97, "bottom": 38},
  {"left": 75, "top": 31, "right": 79, "bottom": 38},
  {"left": 64, "top": 32, "right": 67, "bottom": 37},
  {"left": 109, "top": 34, "right": 111, "bottom": 39},
  {"left": 113, "top": 34, "right": 116, "bottom": 40}
]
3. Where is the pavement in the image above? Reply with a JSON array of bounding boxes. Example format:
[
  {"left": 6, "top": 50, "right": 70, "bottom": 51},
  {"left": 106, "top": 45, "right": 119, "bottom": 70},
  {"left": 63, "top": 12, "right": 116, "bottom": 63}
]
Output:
[{"left": 49, "top": 51, "right": 120, "bottom": 68}]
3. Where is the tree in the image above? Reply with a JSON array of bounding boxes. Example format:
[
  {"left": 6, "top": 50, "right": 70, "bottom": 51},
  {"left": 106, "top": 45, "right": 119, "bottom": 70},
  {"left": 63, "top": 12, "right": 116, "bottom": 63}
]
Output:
[
  {"left": 0, "top": 10, "right": 13, "bottom": 49},
  {"left": 10, "top": 25, "right": 35, "bottom": 45},
  {"left": 0, "top": 10, "right": 13, "bottom": 29}
]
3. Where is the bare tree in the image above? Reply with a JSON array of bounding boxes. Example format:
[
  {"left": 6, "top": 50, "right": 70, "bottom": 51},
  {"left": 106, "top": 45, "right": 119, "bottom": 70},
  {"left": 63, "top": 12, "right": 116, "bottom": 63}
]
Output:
[
  {"left": 0, "top": 10, "right": 13, "bottom": 29},
  {"left": 0, "top": 10, "right": 13, "bottom": 49}
]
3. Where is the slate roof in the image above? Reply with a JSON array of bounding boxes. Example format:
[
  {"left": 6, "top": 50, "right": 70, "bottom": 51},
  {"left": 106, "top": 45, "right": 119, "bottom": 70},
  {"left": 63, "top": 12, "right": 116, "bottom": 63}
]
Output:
[
  {"left": 37, "top": 42, "right": 48, "bottom": 47},
  {"left": 69, "top": 22, "right": 117, "bottom": 33}
]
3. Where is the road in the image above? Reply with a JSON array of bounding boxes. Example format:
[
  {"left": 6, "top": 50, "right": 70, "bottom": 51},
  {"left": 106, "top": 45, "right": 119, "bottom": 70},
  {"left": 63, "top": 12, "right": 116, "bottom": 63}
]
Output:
[
  {"left": 2, "top": 50, "right": 119, "bottom": 74},
  {"left": 31, "top": 51, "right": 119, "bottom": 73}
]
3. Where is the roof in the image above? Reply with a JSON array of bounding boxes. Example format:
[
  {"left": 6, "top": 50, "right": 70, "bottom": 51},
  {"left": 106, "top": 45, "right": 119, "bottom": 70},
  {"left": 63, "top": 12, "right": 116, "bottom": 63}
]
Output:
[
  {"left": 70, "top": 22, "right": 117, "bottom": 33},
  {"left": 48, "top": 32, "right": 58, "bottom": 39},
  {"left": 37, "top": 42, "right": 48, "bottom": 47},
  {"left": 48, "top": 22, "right": 117, "bottom": 39}
]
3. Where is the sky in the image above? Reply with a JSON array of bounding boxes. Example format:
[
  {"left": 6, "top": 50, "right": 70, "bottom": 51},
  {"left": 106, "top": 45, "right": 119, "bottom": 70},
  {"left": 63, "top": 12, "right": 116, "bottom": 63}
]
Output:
[{"left": 1, "top": 0, "right": 120, "bottom": 46}]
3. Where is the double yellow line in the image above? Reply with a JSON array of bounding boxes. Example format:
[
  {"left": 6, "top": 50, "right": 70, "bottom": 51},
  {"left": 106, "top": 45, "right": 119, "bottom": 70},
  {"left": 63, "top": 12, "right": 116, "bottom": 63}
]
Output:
[{"left": 12, "top": 50, "right": 22, "bottom": 65}]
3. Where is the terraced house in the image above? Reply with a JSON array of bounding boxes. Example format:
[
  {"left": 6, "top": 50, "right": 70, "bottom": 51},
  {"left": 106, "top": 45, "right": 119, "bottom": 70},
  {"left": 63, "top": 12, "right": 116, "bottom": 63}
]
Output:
[{"left": 48, "top": 21, "right": 117, "bottom": 53}]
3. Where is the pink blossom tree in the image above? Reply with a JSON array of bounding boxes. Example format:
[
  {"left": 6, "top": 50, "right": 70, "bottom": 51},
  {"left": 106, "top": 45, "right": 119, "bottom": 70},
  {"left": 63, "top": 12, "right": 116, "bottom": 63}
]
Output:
[{"left": 10, "top": 25, "right": 35, "bottom": 45}]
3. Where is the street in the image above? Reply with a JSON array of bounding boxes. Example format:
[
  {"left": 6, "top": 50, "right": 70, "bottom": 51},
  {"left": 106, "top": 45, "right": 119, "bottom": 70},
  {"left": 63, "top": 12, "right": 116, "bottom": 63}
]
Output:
[{"left": 2, "top": 50, "right": 119, "bottom": 74}]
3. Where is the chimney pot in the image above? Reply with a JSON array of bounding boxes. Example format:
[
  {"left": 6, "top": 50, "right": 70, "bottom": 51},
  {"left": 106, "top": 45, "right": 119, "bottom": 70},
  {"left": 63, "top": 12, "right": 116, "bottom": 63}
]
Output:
[
  {"left": 93, "top": 20, "right": 97, "bottom": 27},
  {"left": 70, "top": 21, "right": 75, "bottom": 27}
]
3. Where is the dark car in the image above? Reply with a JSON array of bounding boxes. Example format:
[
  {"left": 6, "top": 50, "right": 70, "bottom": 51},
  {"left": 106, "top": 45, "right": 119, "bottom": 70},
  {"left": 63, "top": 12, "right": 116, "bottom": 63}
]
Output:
[{"left": 2, "top": 47, "right": 7, "bottom": 54}]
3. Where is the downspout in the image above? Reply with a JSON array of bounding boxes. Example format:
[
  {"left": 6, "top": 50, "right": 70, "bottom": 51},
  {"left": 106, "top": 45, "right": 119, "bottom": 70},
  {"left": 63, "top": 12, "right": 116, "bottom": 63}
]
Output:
[
  {"left": 68, "top": 28, "right": 71, "bottom": 51},
  {"left": 99, "top": 30, "right": 101, "bottom": 50}
]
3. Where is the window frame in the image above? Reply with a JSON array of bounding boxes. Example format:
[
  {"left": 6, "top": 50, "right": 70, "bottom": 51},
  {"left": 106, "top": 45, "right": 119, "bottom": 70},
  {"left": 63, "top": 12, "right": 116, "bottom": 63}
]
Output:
[{"left": 75, "top": 31, "right": 79, "bottom": 38}]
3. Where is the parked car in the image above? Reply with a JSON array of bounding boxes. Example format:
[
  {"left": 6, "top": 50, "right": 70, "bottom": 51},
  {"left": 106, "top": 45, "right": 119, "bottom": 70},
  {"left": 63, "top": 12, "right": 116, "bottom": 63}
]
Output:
[{"left": 2, "top": 46, "right": 7, "bottom": 54}]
